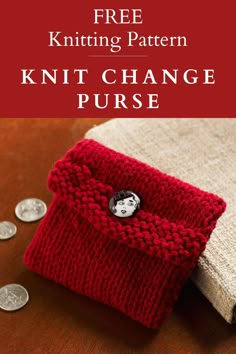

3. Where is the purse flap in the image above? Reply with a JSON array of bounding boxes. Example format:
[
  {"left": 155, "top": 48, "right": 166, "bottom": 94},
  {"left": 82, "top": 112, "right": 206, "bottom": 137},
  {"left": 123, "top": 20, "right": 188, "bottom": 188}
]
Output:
[{"left": 47, "top": 139, "right": 226, "bottom": 266}]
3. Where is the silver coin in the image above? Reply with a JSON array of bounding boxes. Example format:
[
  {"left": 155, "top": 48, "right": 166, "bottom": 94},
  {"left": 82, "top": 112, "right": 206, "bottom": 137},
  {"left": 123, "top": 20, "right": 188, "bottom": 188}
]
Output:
[
  {"left": 0, "top": 284, "right": 29, "bottom": 311},
  {"left": 0, "top": 221, "right": 17, "bottom": 240},
  {"left": 15, "top": 198, "right": 47, "bottom": 222}
]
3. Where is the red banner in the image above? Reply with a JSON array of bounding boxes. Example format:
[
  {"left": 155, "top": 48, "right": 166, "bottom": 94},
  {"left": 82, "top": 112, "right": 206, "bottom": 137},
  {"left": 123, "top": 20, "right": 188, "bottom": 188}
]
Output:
[{"left": 1, "top": 1, "right": 235, "bottom": 117}]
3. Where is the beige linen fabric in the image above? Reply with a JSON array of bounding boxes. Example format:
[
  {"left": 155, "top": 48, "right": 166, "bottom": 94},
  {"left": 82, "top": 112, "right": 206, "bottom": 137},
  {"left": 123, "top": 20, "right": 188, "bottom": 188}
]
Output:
[{"left": 85, "top": 118, "right": 236, "bottom": 324}]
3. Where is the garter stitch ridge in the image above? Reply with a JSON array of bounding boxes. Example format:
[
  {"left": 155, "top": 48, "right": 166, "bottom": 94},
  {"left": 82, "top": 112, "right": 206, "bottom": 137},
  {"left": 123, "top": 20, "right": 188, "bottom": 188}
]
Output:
[{"left": 24, "top": 139, "right": 226, "bottom": 328}]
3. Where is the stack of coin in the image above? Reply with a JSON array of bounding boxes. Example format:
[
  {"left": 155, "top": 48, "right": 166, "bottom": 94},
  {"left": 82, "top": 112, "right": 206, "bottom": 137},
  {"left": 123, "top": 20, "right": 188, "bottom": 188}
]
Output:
[{"left": 0, "top": 198, "right": 47, "bottom": 312}]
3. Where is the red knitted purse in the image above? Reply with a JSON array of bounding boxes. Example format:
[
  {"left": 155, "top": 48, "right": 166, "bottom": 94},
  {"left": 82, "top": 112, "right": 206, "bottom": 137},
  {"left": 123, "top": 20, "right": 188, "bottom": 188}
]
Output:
[{"left": 24, "top": 139, "right": 226, "bottom": 329}]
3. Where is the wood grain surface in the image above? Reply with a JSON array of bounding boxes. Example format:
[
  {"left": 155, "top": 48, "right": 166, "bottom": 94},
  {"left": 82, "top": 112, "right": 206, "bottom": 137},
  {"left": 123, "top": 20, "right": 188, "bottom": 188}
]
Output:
[{"left": 0, "top": 118, "right": 235, "bottom": 354}]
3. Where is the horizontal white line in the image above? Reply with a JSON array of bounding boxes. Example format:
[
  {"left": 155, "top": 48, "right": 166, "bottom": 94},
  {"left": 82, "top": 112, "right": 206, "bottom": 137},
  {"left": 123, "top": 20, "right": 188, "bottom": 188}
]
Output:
[{"left": 88, "top": 55, "right": 148, "bottom": 58}]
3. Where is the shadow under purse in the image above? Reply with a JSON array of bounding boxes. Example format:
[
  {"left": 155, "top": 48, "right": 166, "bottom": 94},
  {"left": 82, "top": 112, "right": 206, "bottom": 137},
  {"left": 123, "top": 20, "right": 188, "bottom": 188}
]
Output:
[{"left": 23, "top": 139, "right": 226, "bottom": 329}]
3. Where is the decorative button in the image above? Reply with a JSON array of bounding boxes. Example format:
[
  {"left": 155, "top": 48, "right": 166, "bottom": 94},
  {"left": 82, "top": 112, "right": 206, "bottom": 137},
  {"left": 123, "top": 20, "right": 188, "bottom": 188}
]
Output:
[{"left": 109, "top": 190, "right": 140, "bottom": 218}]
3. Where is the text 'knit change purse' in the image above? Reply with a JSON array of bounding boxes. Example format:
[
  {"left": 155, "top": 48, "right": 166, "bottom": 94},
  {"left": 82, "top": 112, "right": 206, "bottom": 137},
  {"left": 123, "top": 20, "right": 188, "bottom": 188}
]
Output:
[{"left": 24, "top": 139, "right": 226, "bottom": 329}]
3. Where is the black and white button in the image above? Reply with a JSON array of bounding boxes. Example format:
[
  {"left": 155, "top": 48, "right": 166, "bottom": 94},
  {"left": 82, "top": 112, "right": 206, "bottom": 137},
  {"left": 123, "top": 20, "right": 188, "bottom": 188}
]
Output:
[{"left": 109, "top": 190, "right": 140, "bottom": 218}]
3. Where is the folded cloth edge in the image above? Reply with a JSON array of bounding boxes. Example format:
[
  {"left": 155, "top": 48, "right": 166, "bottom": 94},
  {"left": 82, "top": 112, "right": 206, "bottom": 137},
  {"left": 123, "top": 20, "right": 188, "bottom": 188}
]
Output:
[{"left": 85, "top": 118, "right": 234, "bottom": 324}]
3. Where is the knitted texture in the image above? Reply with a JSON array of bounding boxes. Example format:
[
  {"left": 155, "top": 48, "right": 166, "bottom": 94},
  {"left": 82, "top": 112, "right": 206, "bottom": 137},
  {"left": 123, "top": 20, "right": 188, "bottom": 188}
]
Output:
[
  {"left": 24, "top": 139, "right": 226, "bottom": 328},
  {"left": 86, "top": 118, "right": 236, "bottom": 324}
]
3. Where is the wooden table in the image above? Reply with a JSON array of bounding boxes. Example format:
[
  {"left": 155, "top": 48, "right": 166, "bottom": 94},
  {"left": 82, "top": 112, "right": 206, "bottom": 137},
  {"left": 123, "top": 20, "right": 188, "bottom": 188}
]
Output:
[{"left": 0, "top": 118, "right": 235, "bottom": 354}]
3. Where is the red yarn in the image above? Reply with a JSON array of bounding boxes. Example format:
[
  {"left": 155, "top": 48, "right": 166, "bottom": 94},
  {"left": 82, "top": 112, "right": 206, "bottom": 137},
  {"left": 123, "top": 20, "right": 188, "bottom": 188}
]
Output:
[{"left": 24, "top": 139, "right": 226, "bottom": 328}]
